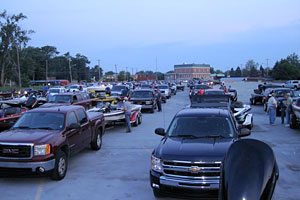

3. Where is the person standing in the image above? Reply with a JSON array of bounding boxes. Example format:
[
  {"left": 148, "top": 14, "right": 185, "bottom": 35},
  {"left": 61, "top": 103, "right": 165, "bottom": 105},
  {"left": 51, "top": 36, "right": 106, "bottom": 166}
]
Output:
[
  {"left": 156, "top": 89, "right": 162, "bottom": 112},
  {"left": 267, "top": 93, "right": 277, "bottom": 125},
  {"left": 280, "top": 94, "right": 288, "bottom": 124},
  {"left": 286, "top": 93, "right": 293, "bottom": 127},
  {"left": 123, "top": 97, "right": 132, "bottom": 133}
]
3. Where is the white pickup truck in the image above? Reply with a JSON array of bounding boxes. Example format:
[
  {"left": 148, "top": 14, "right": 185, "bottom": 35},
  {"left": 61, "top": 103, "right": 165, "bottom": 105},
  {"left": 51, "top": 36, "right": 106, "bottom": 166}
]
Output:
[{"left": 283, "top": 80, "right": 300, "bottom": 90}]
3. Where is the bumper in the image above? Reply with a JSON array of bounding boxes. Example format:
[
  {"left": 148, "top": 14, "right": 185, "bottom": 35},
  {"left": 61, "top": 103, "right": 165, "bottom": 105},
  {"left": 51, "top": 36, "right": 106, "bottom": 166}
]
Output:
[
  {"left": 0, "top": 159, "right": 55, "bottom": 172},
  {"left": 150, "top": 170, "right": 219, "bottom": 198},
  {"left": 150, "top": 170, "right": 219, "bottom": 190},
  {"left": 141, "top": 105, "right": 153, "bottom": 109}
]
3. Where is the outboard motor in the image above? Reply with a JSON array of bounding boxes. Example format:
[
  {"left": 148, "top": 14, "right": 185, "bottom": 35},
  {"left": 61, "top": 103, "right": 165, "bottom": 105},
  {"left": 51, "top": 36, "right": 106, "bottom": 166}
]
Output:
[
  {"left": 105, "top": 87, "right": 111, "bottom": 96},
  {"left": 219, "top": 139, "right": 279, "bottom": 200},
  {"left": 25, "top": 93, "right": 38, "bottom": 108}
]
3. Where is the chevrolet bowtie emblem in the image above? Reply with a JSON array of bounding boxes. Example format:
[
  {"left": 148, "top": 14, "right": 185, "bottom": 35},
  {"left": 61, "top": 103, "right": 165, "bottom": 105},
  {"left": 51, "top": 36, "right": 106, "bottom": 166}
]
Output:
[{"left": 189, "top": 166, "right": 201, "bottom": 173}]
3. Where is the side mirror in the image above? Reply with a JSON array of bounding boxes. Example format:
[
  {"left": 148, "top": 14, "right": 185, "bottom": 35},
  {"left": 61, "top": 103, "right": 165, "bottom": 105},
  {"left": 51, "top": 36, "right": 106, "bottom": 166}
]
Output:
[
  {"left": 239, "top": 128, "right": 251, "bottom": 137},
  {"left": 155, "top": 128, "right": 165, "bottom": 136},
  {"left": 68, "top": 123, "right": 80, "bottom": 130}
]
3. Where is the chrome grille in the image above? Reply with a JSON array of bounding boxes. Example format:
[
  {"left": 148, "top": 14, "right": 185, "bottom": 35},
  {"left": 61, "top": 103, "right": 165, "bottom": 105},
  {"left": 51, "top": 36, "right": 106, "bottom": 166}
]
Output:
[
  {"left": 162, "top": 160, "right": 221, "bottom": 180},
  {"left": 0, "top": 143, "right": 33, "bottom": 159}
]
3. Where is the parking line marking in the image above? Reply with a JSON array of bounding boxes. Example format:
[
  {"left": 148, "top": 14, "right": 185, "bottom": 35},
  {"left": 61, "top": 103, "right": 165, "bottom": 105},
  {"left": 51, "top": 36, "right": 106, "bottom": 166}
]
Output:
[
  {"left": 35, "top": 178, "right": 44, "bottom": 200},
  {"left": 143, "top": 146, "right": 152, "bottom": 153}
]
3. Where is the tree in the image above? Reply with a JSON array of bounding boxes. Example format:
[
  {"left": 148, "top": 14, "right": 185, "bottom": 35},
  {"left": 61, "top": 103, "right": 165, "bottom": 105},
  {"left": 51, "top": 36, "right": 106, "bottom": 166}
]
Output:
[
  {"left": 166, "top": 70, "right": 174, "bottom": 73},
  {"left": 245, "top": 60, "right": 259, "bottom": 77},
  {"left": 0, "top": 10, "right": 33, "bottom": 87},
  {"left": 210, "top": 67, "right": 215, "bottom": 74},
  {"left": 105, "top": 71, "right": 114, "bottom": 76},
  {"left": 272, "top": 62, "right": 300, "bottom": 80},
  {"left": 41, "top": 46, "right": 58, "bottom": 81},
  {"left": 259, "top": 65, "right": 265, "bottom": 77},
  {"left": 229, "top": 68, "right": 235, "bottom": 77},
  {"left": 235, "top": 66, "right": 242, "bottom": 77}
]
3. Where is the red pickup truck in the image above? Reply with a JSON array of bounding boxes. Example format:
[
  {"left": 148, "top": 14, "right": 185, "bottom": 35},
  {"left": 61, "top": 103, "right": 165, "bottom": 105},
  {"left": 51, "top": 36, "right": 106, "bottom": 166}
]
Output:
[{"left": 0, "top": 105, "right": 105, "bottom": 180}]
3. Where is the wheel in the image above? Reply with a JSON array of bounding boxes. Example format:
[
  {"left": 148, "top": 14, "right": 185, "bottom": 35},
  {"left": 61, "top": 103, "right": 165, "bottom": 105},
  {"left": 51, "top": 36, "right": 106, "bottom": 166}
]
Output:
[
  {"left": 174, "top": 92, "right": 176, "bottom": 95},
  {"left": 51, "top": 151, "right": 68, "bottom": 180},
  {"left": 150, "top": 106, "right": 155, "bottom": 113},
  {"left": 133, "top": 114, "right": 139, "bottom": 127},
  {"left": 138, "top": 114, "right": 142, "bottom": 124},
  {"left": 290, "top": 113, "right": 297, "bottom": 129},
  {"left": 263, "top": 103, "right": 268, "bottom": 112},
  {"left": 153, "top": 188, "right": 164, "bottom": 198},
  {"left": 91, "top": 129, "right": 102, "bottom": 150},
  {"left": 294, "top": 86, "right": 297, "bottom": 90}
]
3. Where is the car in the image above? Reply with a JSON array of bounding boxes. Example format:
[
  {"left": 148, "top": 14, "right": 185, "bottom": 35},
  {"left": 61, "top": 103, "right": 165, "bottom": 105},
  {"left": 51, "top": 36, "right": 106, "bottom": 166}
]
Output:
[
  {"left": 176, "top": 84, "right": 185, "bottom": 91},
  {"left": 189, "top": 84, "right": 211, "bottom": 97},
  {"left": 130, "top": 89, "right": 157, "bottom": 113},
  {"left": 262, "top": 88, "right": 298, "bottom": 115},
  {"left": 156, "top": 85, "right": 171, "bottom": 99},
  {"left": 0, "top": 105, "right": 105, "bottom": 180},
  {"left": 110, "top": 85, "right": 130, "bottom": 97},
  {"left": 289, "top": 98, "right": 300, "bottom": 129},
  {"left": 43, "top": 93, "right": 92, "bottom": 110},
  {"left": 150, "top": 107, "right": 251, "bottom": 198},
  {"left": 250, "top": 84, "right": 283, "bottom": 105},
  {"left": 169, "top": 83, "right": 177, "bottom": 95}
]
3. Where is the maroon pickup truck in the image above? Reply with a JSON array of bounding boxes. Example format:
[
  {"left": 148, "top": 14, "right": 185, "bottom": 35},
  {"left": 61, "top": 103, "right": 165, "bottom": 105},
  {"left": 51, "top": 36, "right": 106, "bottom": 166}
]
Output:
[
  {"left": 0, "top": 105, "right": 105, "bottom": 180},
  {"left": 44, "top": 92, "right": 92, "bottom": 110}
]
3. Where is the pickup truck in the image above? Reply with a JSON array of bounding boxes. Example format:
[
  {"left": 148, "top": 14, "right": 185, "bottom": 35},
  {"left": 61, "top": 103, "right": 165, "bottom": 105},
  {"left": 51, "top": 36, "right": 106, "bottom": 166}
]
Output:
[
  {"left": 44, "top": 92, "right": 92, "bottom": 110},
  {"left": 283, "top": 80, "right": 300, "bottom": 90},
  {"left": 0, "top": 105, "right": 105, "bottom": 180},
  {"left": 150, "top": 108, "right": 250, "bottom": 198}
]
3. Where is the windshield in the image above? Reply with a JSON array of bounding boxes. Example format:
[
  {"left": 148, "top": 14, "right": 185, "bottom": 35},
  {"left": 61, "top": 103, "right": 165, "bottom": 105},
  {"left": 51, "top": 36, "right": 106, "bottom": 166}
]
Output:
[
  {"left": 49, "top": 89, "right": 60, "bottom": 93},
  {"left": 48, "top": 95, "right": 72, "bottom": 103},
  {"left": 112, "top": 86, "right": 125, "bottom": 91},
  {"left": 167, "top": 116, "right": 234, "bottom": 138},
  {"left": 13, "top": 112, "right": 65, "bottom": 130},
  {"left": 131, "top": 91, "right": 152, "bottom": 98},
  {"left": 69, "top": 85, "right": 78, "bottom": 89},
  {"left": 195, "top": 85, "right": 209, "bottom": 89},
  {"left": 157, "top": 86, "right": 168, "bottom": 89},
  {"left": 275, "top": 90, "right": 294, "bottom": 97},
  {"left": 141, "top": 85, "right": 151, "bottom": 88}
]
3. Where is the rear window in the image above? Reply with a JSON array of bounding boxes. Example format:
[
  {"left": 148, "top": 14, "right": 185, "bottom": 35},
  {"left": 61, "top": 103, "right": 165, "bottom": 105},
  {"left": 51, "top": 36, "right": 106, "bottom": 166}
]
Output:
[
  {"left": 195, "top": 85, "right": 210, "bottom": 89},
  {"left": 48, "top": 95, "right": 71, "bottom": 103},
  {"left": 157, "top": 85, "right": 168, "bottom": 89},
  {"left": 131, "top": 91, "right": 152, "bottom": 98}
]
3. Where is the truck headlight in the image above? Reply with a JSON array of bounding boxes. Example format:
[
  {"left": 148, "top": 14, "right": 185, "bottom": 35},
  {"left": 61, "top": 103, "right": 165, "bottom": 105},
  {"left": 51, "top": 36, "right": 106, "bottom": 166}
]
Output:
[
  {"left": 151, "top": 155, "right": 162, "bottom": 172},
  {"left": 34, "top": 144, "right": 51, "bottom": 156}
]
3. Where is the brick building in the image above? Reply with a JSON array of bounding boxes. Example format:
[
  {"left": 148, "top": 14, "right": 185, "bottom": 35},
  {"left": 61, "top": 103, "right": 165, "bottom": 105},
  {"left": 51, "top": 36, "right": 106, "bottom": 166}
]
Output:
[{"left": 174, "top": 63, "right": 211, "bottom": 80}]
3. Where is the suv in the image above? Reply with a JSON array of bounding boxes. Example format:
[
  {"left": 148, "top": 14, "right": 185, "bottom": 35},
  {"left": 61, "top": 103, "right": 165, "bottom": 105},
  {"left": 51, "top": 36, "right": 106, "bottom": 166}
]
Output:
[
  {"left": 157, "top": 85, "right": 171, "bottom": 99},
  {"left": 130, "top": 89, "right": 157, "bottom": 113},
  {"left": 150, "top": 108, "right": 250, "bottom": 198}
]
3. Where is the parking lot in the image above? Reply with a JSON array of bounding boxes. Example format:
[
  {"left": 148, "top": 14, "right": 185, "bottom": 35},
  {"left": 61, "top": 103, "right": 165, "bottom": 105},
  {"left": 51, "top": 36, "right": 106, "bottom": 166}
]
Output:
[{"left": 0, "top": 82, "right": 300, "bottom": 200}]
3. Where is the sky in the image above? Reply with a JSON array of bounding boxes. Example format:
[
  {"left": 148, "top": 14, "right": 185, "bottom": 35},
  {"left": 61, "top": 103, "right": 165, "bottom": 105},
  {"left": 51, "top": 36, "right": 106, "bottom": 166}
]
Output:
[{"left": 2, "top": 0, "right": 300, "bottom": 73}]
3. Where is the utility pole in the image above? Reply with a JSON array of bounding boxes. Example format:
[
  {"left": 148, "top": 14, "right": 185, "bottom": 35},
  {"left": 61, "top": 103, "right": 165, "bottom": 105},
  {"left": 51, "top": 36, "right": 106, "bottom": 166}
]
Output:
[
  {"left": 155, "top": 57, "right": 158, "bottom": 80},
  {"left": 97, "top": 59, "right": 101, "bottom": 82},
  {"left": 68, "top": 59, "right": 73, "bottom": 83},
  {"left": 266, "top": 58, "right": 269, "bottom": 77},
  {"left": 125, "top": 66, "right": 128, "bottom": 81},
  {"left": 115, "top": 64, "right": 118, "bottom": 81}
]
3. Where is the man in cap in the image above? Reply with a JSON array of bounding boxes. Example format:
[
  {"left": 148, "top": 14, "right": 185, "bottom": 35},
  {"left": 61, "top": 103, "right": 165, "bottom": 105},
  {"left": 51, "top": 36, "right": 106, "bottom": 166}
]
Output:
[
  {"left": 285, "top": 93, "right": 293, "bottom": 127},
  {"left": 267, "top": 92, "right": 277, "bottom": 125},
  {"left": 123, "top": 97, "right": 132, "bottom": 133}
]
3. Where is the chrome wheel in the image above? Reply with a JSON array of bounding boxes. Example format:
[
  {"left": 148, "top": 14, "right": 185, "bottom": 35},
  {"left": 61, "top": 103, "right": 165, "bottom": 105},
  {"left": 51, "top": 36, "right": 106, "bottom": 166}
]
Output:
[
  {"left": 96, "top": 133, "right": 101, "bottom": 147},
  {"left": 58, "top": 157, "right": 66, "bottom": 176}
]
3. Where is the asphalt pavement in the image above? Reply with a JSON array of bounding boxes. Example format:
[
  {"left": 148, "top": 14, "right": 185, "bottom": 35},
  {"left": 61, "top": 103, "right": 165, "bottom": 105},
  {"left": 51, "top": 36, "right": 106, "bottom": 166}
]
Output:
[{"left": 0, "top": 83, "right": 300, "bottom": 200}]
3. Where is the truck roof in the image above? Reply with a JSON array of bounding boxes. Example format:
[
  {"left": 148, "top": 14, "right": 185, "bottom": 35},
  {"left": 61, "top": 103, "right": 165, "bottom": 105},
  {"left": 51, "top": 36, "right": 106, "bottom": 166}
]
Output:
[
  {"left": 27, "top": 105, "right": 84, "bottom": 114},
  {"left": 176, "top": 108, "right": 230, "bottom": 118}
]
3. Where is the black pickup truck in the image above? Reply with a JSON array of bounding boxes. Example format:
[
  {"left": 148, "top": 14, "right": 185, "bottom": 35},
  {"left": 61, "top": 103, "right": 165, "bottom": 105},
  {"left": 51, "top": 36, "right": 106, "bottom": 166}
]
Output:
[{"left": 150, "top": 107, "right": 251, "bottom": 198}]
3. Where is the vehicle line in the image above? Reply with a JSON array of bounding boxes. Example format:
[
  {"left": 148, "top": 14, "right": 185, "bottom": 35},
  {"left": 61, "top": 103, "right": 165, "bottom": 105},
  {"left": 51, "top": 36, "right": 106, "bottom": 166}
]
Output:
[{"left": 35, "top": 178, "right": 44, "bottom": 200}]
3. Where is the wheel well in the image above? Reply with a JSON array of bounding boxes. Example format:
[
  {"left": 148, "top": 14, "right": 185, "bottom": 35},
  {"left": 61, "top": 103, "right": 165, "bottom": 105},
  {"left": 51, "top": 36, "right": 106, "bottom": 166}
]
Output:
[{"left": 60, "top": 145, "right": 69, "bottom": 158}]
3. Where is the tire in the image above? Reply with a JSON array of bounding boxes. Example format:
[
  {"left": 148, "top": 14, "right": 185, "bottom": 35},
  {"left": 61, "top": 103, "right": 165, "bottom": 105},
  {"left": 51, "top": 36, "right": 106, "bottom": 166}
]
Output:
[
  {"left": 51, "top": 151, "right": 68, "bottom": 180},
  {"left": 133, "top": 115, "right": 139, "bottom": 127},
  {"left": 294, "top": 86, "right": 297, "bottom": 90},
  {"left": 263, "top": 103, "right": 268, "bottom": 112},
  {"left": 150, "top": 106, "right": 154, "bottom": 113},
  {"left": 138, "top": 114, "right": 142, "bottom": 124},
  {"left": 153, "top": 188, "right": 164, "bottom": 198},
  {"left": 91, "top": 129, "right": 102, "bottom": 150},
  {"left": 290, "top": 113, "right": 297, "bottom": 129}
]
